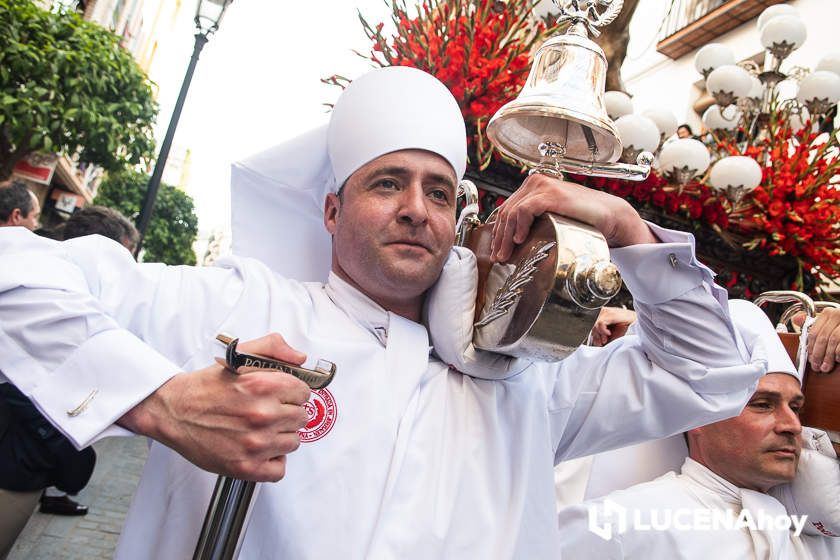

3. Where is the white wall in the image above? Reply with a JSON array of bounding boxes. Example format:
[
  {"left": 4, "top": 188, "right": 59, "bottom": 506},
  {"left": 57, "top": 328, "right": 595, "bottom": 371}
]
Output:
[{"left": 621, "top": 0, "right": 835, "bottom": 129}]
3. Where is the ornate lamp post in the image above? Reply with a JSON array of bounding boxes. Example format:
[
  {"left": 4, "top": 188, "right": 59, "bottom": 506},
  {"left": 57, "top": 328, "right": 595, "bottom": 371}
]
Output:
[{"left": 135, "top": 0, "right": 234, "bottom": 257}]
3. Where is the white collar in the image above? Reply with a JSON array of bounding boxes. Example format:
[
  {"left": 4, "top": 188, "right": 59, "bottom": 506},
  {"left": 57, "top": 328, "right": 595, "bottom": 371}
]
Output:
[
  {"left": 324, "top": 271, "right": 390, "bottom": 347},
  {"left": 681, "top": 457, "right": 743, "bottom": 506},
  {"left": 679, "top": 457, "right": 810, "bottom": 559}
]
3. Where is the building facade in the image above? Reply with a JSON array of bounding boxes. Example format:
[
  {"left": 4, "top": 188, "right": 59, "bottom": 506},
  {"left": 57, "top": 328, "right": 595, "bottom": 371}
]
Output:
[{"left": 622, "top": 0, "right": 832, "bottom": 130}]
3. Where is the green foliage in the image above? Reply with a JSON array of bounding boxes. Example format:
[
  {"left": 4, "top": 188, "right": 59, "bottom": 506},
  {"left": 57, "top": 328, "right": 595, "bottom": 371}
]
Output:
[
  {"left": 95, "top": 170, "right": 198, "bottom": 265},
  {"left": 0, "top": 0, "right": 157, "bottom": 179}
]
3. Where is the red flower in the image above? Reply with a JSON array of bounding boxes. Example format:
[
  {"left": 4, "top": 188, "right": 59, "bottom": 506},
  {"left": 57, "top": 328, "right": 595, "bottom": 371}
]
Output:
[
  {"left": 613, "top": 181, "right": 633, "bottom": 198},
  {"left": 632, "top": 182, "right": 652, "bottom": 201},
  {"left": 750, "top": 186, "right": 769, "bottom": 206},
  {"left": 652, "top": 190, "right": 666, "bottom": 207},
  {"left": 768, "top": 200, "right": 786, "bottom": 218},
  {"left": 688, "top": 200, "right": 703, "bottom": 219}
]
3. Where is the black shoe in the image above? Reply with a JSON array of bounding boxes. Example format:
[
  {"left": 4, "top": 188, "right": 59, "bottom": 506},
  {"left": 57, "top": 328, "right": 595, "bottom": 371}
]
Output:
[{"left": 39, "top": 493, "right": 89, "bottom": 516}]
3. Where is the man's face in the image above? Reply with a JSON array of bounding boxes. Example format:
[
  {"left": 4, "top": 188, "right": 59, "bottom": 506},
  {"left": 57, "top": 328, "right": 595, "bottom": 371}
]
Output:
[
  {"left": 20, "top": 192, "right": 41, "bottom": 231},
  {"left": 688, "top": 373, "right": 804, "bottom": 492},
  {"left": 324, "top": 149, "right": 457, "bottom": 308}
]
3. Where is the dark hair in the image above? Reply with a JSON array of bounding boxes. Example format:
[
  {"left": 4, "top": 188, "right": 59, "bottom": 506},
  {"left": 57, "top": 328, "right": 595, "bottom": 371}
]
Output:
[
  {"left": 0, "top": 181, "right": 34, "bottom": 222},
  {"left": 63, "top": 205, "right": 139, "bottom": 250},
  {"left": 677, "top": 124, "right": 694, "bottom": 135}
]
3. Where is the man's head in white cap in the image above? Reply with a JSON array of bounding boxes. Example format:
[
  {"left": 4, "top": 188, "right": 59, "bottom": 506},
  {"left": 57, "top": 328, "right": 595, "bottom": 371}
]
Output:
[
  {"left": 322, "top": 66, "right": 467, "bottom": 319},
  {"left": 687, "top": 300, "right": 804, "bottom": 492}
]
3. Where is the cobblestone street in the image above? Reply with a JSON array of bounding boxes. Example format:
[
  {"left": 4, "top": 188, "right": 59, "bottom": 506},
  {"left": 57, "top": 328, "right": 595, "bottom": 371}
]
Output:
[{"left": 8, "top": 436, "right": 149, "bottom": 560}]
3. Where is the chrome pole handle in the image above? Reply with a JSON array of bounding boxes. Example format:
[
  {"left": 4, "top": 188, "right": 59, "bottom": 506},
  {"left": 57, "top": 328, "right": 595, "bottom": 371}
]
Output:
[
  {"left": 778, "top": 301, "right": 840, "bottom": 333},
  {"left": 754, "top": 290, "right": 817, "bottom": 331}
]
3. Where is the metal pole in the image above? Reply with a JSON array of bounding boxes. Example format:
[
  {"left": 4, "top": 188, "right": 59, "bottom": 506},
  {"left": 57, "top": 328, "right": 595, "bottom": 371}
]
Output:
[
  {"left": 134, "top": 32, "right": 209, "bottom": 258},
  {"left": 193, "top": 476, "right": 258, "bottom": 560}
]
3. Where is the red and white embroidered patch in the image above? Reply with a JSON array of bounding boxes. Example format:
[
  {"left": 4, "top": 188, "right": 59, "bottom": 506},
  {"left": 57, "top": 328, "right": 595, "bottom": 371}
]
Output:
[{"left": 299, "top": 388, "right": 337, "bottom": 443}]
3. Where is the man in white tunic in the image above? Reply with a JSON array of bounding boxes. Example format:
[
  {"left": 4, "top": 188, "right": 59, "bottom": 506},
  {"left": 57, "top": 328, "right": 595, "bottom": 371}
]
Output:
[
  {"left": 0, "top": 67, "right": 765, "bottom": 558},
  {"left": 557, "top": 301, "right": 840, "bottom": 559}
]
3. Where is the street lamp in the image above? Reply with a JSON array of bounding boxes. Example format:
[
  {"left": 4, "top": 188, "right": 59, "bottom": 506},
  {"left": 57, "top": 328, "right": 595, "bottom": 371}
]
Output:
[{"left": 134, "top": 0, "right": 233, "bottom": 257}]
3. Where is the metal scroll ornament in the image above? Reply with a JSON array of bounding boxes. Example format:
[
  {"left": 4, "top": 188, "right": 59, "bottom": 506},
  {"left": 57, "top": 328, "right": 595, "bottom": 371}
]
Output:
[{"left": 555, "top": 0, "right": 624, "bottom": 37}]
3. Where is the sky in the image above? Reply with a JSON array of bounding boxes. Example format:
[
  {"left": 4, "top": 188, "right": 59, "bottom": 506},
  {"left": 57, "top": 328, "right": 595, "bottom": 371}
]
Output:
[{"left": 149, "top": 0, "right": 396, "bottom": 239}]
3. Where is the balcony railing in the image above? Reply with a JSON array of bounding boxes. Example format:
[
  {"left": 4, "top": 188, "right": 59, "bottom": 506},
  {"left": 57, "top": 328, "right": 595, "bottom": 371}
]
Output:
[{"left": 656, "top": 0, "right": 787, "bottom": 60}]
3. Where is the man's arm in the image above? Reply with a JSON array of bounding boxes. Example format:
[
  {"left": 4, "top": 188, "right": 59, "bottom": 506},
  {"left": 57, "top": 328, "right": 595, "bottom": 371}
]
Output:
[
  {"left": 551, "top": 224, "right": 765, "bottom": 460},
  {"left": 119, "top": 334, "right": 310, "bottom": 481},
  {"left": 489, "top": 173, "right": 657, "bottom": 264},
  {"left": 0, "top": 229, "right": 310, "bottom": 481},
  {"left": 488, "top": 175, "right": 763, "bottom": 460}
]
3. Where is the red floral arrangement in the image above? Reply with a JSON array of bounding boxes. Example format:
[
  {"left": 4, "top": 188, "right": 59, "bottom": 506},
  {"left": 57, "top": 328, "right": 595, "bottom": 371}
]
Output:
[
  {"left": 725, "top": 117, "right": 840, "bottom": 288},
  {"left": 323, "top": 0, "right": 549, "bottom": 169}
]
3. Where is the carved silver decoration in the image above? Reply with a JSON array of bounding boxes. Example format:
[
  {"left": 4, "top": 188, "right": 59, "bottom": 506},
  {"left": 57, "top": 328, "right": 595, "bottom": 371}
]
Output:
[
  {"left": 724, "top": 184, "right": 748, "bottom": 205},
  {"left": 665, "top": 165, "right": 700, "bottom": 186},
  {"left": 621, "top": 144, "right": 642, "bottom": 164},
  {"left": 455, "top": 179, "right": 482, "bottom": 246},
  {"left": 803, "top": 97, "right": 836, "bottom": 118},
  {"left": 766, "top": 40, "right": 798, "bottom": 67},
  {"left": 553, "top": 0, "right": 624, "bottom": 37},
  {"left": 711, "top": 89, "right": 739, "bottom": 108},
  {"left": 475, "top": 241, "right": 557, "bottom": 328}
]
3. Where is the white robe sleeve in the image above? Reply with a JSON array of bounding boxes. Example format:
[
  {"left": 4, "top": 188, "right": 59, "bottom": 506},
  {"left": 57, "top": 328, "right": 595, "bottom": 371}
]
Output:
[
  {"left": 550, "top": 222, "right": 765, "bottom": 462},
  {"left": 0, "top": 228, "right": 244, "bottom": 448}
]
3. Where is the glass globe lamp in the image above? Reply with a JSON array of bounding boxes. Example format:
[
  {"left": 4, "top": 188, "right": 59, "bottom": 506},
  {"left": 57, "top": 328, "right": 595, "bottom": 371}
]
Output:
[
  {"left": 708, "top": 156, "right": 763, "bottom": 204},
  {"left": 658, "top": 139, "right": 711, "bottom": 185},
  {"left": 604, "top": 91, "right": 633, "bottom": 120},
  {"left": 615, "top": 115, "right": 660, "bottom": 163},
  {"left": 706, "top": 65, "right": 753, "bottom": 107}
]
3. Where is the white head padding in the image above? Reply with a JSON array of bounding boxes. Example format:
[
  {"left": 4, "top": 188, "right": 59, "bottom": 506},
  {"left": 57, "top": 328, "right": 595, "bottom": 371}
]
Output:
[
  {"left": 327, "top": 66, "right": 467, "bottom": 187},
  {"left": 729, "top": 299, "right": 800, "bottom": 384},
  {"left": 231, "top": 66, "right": 467, "bottom": 281}
]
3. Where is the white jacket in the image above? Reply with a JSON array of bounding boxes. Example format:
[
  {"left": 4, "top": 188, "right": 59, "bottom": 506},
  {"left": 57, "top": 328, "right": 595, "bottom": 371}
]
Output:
[{"left": 0, "top": 226, "right": 764, "bottom": 559}]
